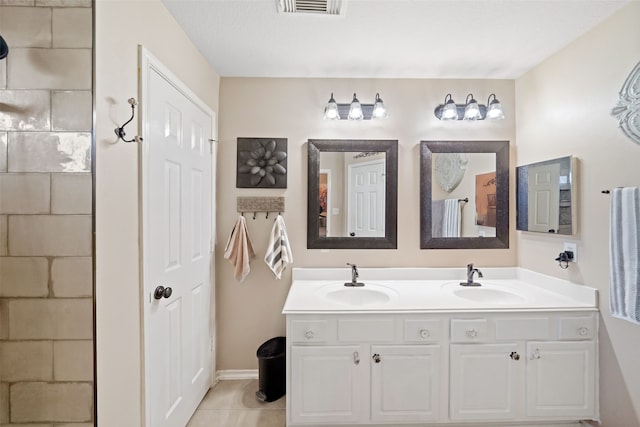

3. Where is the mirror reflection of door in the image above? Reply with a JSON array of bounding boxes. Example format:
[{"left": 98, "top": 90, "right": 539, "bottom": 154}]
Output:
[
  {"left": 319, "top": 170, "right": 331, "bottom": 237},
  {"left": 527, "top": 162, "right": 561, "bottom": 233},
  {"left": 347, "top": 159, "right": 386, "bottom": 237}
]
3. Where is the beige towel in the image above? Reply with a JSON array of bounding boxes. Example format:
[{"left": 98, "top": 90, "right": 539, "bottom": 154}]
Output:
[{"left": 224, "top": 215, "right": 255, "bottom": 282}]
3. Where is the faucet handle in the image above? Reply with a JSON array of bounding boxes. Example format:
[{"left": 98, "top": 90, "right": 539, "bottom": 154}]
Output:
[{"left": 346, "top": 262, "right": 357, "bottom": 269}]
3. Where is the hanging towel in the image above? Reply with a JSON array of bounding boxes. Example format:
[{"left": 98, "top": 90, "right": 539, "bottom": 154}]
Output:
[
  {"left": 609, "top": 187, "right": 640, "bottom": 324},
  {"left": 432, "top": 199, "right": 445, "bottom": 238},
  {"left": 224, "top": 215, "right": 255, "bottom": 282},
  {"left": 442, "top": 198, "right": 461, "bottom": 238},
  {"left": 264, "top": 215, "right": 293, "bottom": 280}
]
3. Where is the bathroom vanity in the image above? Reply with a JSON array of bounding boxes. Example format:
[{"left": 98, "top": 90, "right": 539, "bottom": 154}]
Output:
[{"left": 282, "top": 267, "right": 599, "bottom": 427}]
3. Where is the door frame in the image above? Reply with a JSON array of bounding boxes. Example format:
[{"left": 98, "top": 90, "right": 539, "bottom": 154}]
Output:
[{"left": 139, "top": 45, "right": 217, "bottom": 426}]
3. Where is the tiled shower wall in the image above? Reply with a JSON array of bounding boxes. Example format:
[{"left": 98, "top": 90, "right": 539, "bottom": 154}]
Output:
[{"left": 0, "top": 0, "right": 94, "bottom": 425}]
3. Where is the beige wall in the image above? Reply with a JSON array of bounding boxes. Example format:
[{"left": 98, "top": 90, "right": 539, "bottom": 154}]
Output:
[
  {"left": 515, "top": 2, "right": 640, "bottom": 425},
  {"left": 0, "top": 1, "right": 94, "bottom": 425},
  {"left": 217, "top": 78, "right": 516, "bottom": 370},
  {"left": 94, "top": 0, "right": 220, "bottom": 425}
]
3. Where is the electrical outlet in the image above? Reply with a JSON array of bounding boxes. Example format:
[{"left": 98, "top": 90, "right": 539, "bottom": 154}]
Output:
[{"left": 563, "top": 242, "right": 578, "bottom": 262}]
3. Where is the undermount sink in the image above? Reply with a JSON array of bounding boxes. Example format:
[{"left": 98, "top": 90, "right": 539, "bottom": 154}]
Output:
[
  {"left": 453, "top": 287, "right": 528, "bottom": 304},
  {"left": 318, "top": 283, "right": 398, "bottom": 307}
]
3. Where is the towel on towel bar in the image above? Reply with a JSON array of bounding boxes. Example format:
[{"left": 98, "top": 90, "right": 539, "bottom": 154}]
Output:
[
  {"left": 442, "top": 198, "right": 461, "bottom": 238},
  {"left": 264, "top": 215, "right": 293, "bottom": 279},
  {"left": 609, "top": 187, "right": 640, "bottom": 324},
  {"left": 224, "top": 215, "right": 255, "bottom": 282}
]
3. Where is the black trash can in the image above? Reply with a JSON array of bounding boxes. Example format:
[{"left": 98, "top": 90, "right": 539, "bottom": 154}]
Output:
[{"left": 255, "top": 336, "right": 286, "bottom": 402}]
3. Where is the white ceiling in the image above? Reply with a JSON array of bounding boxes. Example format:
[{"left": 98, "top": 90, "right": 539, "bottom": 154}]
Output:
[{"left": 161, "top": 0, "right": 630, "bottom": 79}]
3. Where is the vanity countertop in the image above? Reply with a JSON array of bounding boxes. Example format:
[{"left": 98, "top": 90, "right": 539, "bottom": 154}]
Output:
[{"left": 282, "top": 267, "right": 598, "bottom": 314}]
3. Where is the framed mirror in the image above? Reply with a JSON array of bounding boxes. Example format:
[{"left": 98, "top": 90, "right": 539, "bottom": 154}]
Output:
[
  {"left": 516, "top": 156, "right": 577, "bottom": 235},
  {"left": 307, "top": 139, "right": 398, "bottom": 249},
  {"left": 420, "top": 140, "right": 509, "bottom": 249}
]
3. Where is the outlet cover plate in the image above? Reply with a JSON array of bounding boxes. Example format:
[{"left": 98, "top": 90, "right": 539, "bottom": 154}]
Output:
[{"left": 564, "top": 242, "right": 578, "bottom": 262}]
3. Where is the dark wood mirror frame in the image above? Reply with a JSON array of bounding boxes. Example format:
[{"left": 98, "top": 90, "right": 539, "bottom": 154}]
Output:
[
  {"left": 307, "top": 139, "right": 398, "bottom": 249},
  {"left": 420, "top": 140, "right": 510, "bottom": 249}
]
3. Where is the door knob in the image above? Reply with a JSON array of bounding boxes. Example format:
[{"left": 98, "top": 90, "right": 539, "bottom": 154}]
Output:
[{"left": 154, "top": 286, "right": 173, "bottom": 300}]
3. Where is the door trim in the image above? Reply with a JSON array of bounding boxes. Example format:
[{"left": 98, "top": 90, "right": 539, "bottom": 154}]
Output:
[{"left": 139, "top": 45, "right": 217, "bottom": 427}]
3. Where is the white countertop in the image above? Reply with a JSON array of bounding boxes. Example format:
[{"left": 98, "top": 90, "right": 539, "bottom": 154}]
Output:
[{"left": 282, "top": 267, "right": 598, "bottom": 314}]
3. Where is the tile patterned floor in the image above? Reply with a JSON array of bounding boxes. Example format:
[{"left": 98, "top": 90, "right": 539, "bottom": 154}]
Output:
[{"left": 187, "top": 379, "right": 285, "bottom": 427}]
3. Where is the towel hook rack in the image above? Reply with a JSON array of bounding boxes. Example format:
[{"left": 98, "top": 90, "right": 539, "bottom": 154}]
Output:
[{"left": 114, "top": 98, "right": 143, "bottom": 143}]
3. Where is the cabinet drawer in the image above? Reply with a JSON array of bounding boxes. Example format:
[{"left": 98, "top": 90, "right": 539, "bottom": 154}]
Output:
[
  {"left": 495, "top": 317, "right": 551, "bottom": 340},
  {"left": 290, "top": 320, "right": 329, "bottom": 343},
  {"left": 403, "top": 319, "right": 442, "bottom": 343},
  {"left": 558, "top": 316, "right": 597, "bottom": 340},
  {"left": 338, "top": 319, "right": 395, "bottom": 342},
  {"left": 451, "top": 319, "right": 489, "bottom": 342}
]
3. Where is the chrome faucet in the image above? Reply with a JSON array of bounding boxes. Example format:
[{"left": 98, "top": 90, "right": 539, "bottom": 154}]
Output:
[
  {"left": 460, "top": 263, "right": 483, "bottom": 287},
  {"left": 345, "top": 263, "right": 365, "bottom": 287}
]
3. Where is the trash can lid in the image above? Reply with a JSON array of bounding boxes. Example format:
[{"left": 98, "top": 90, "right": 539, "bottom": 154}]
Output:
[{"left": 257, "top": 336, "right": 286, "bottom": 359}]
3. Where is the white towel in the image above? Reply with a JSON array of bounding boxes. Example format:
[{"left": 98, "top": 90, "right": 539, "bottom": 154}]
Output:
[
  {"left": 224, "top": 215, "right": 255, "bottom": 282},
  {"left": 442, "top": 198, "right": 461, "bottom": 238},
  {"left": 609, "top": 187, "right": 640, "bottom": 324},
  {"left": 264, "top": 215, "right": 293, "bottom": 279}
]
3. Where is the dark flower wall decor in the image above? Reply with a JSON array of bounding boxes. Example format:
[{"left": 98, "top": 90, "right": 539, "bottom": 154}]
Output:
[{"left": 236, "top": 137, "right": 287, "bottom": 188}]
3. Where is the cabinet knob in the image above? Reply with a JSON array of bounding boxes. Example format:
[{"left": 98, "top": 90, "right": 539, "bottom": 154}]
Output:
[
  {"left": 530, "top": 349, "right": 541, "bottom": 360},
  {"left": 372, "top": 353, "right": 381, "bottom": 363},
  {"left": 466, "top": 328, "right": 478, "bottom": 338},
  {"left": 578, "top": 327, "right": 589, "bottom": 336},
  {"left": 304, "top": 330, "right": 315, "bottom": 340},
  {"left": 353, "top": 351, "right": 360, "bottom": 365},
  {"left": 510, "top": 351, "right": 520, "bottom": 361},
  {"left": 420, "top": 329, "right": 430, "bottom": 339}
]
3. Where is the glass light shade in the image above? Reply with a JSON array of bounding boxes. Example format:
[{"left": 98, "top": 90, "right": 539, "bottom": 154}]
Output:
[
  {"left": 440, "top": 94, "right": 458, "bottom": 120},
  {"left": 371, "top": 93, "right": 388, "bottom": 119},
  {"left": 463, "top": 94, "right": 482, "bottom": 120},
  {"left": 323, "top": 93, "right": 340, "bottom": 120},
  {"left": 348, "top": 93, "right": 364, "bottom": 120},
  {"left": 486, "top": 98, "right": 505, "bottom": 120}
]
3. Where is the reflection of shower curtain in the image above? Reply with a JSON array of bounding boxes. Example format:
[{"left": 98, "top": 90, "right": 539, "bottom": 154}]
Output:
[{"left": 433, "top": 199, "right": 461, "bottom": 237}]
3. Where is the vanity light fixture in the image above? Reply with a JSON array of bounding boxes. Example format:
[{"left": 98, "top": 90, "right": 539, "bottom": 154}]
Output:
[
  {"left": 322, "top": 92, "right": 388, "bottom": 120},
  {"left": 434, "top": 93, "right": 505, "bottom": 121}
]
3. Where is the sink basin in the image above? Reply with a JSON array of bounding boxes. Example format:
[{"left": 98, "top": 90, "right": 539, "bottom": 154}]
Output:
[
  {"left": 453, "top": 287, "right": 528, "bottom": 304},
  {"left": 318, "top": 283, "right": 398, "bottom": 307}
]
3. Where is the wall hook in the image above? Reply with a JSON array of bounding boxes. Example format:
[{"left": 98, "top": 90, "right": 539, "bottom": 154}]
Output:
[{"left": 114, "top": 98, "right": 143, "bottom": 143}]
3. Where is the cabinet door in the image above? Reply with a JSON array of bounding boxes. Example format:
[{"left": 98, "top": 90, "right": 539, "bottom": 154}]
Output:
[
  {"left": 450, "top": 343, "right": 525, "bottom": 420},
  {"left": 371, "top": 345, "right": 441, "bottom": 423},
  {"left": 290, "top": 345, "right": 365, "bottom": 424},
  {"left": 526, "top": 341, "right": 596, "bottom": 418}
]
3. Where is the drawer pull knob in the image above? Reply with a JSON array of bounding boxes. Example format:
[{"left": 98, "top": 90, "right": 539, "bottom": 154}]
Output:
[
  {"left": 353, "top": 351, "right": 360, "bottom": 365},
  {"left": 578, "top": 327, "right": 589, "bottom": 336},
  {"left": 372, "top": 353, "right": 381, "bottom": 363},
  {"left": 304, "top": 330, "right": 315, "bottom": 340},
  {"left": 510, "top": 351, "right": 520, "bottom": 361},
  {"left": 420, "top": 329, "right": 430, "bottom": 339},
  {"left": 466, "top": 328, "right": 478, "bottom": 338},
  {"left": 531, "top": 349, "right": 541, "bottom": 360}
]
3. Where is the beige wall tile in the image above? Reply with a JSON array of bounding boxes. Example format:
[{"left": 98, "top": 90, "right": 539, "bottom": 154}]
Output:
[
  {"left": 7, "top": 48, "right": 91, "bottom": 90},
  {"left": 0, "top": 299, "right": 8, "bottom": 339},
  {"left": 0, "top": 257, "right": 49, "bottom": 297},
  {"left": 53, "top": 8, "right": 92, "bottom": 48},
  {"left": 0, "top": 7, "right": 51, "bottom": 48},
  {"left": 0, "top": 59, "right": 6, "bottom": 89},
  {"left": 53, "top": 340, "right": 93, "bottom": 381},
  {"left": 0, "top": 132, "right": 6, "bottom": 172},
  {"left": 56, "top": 424, "right": 93, "bottom": 427},
  {"left": 8, "top": 298, "right": 92, "bottom": 339},
  {"left": 0, "top": 173, "right": 51, "bottom": 214},
  {"left": 51, "top": 257, "right": 92, "bottom": 297},
  {"left": 8, "top": 215, "right": 92, "bottom": 256},
  {"left": 0, "top": 215, "right": 7, "bottom": 256},
  {"left": 10, "top": 382, "right": 93, "bottom": 422},
  {"left": 0, "top": 382, "right": 8, "bottom": 423},
  {"left": 36, "top": 0, "right": 90, "bottom": 6},
  {"left": 52, "top": 91, "right": 92, "bottom": 131},
  {"left": 0, "top": 0, "right": 36, "bottom": 4},
  {"left": 8, "top": 132, "right": 91, "bottom": 173},
  {"left": 0, "top": 341, "right": 53, "bottom": 381},
  {"left": 0, "top": 90, "right": 51, "bottom": 131},
  {"left": 52, "top": 173, "right": 92, "bottom": 214}
]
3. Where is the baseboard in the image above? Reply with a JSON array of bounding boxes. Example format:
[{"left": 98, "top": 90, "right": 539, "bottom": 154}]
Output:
[{"left": 216, "top": 369, "right": 259, "bottom": 381}]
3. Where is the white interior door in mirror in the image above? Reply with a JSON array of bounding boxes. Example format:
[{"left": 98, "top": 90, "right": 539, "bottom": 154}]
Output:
[
  {"left": 348, "top": 159, "right": 385, "bottom": 237},
  {"left": 527, "top": 162, "right": 560, "bottom": 233}
]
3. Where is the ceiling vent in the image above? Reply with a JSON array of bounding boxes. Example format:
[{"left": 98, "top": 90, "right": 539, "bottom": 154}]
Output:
[{"left": 278, "top": 0, "right": 344, "bottom": 15}]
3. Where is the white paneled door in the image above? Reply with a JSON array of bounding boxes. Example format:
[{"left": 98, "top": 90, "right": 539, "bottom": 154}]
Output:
[
  {"left": 141, "top": 47, "right": 216, "bottom": 427},
  {"left": 347, "top": 159, "right": 385, "bottom": 237}
]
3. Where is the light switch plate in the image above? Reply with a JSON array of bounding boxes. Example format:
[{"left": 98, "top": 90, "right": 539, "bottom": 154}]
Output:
[{"left": 563, "top": 242, "right": 578, "bottom": 262}]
